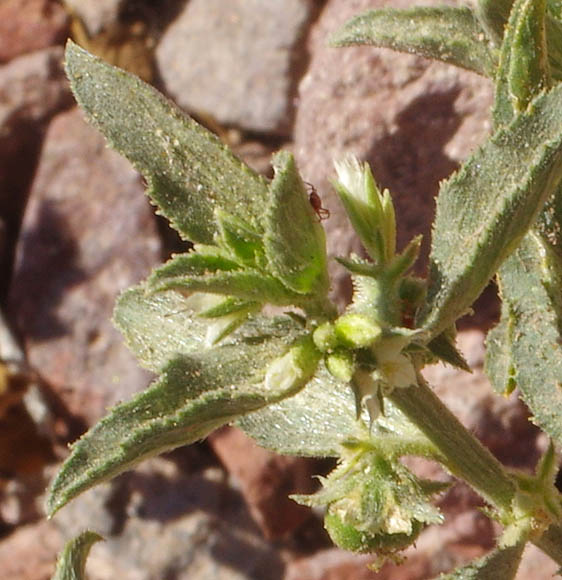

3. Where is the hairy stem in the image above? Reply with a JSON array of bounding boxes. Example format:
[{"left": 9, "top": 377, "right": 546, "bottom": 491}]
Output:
[{"left": 389, "top": 373, "right": 515, "bottom": 511}]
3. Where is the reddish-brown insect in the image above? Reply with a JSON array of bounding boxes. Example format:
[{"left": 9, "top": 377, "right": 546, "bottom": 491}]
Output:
[{"left": 305, "top": 182, "right": 330, "bottom": 221}]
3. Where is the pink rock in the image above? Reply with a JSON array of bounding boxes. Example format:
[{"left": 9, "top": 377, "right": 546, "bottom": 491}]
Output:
[
  {"left": 0, "top": 0, "right": 69, "bottom": 63},
  {"left": 9, "top": 108, "right": 162, "bottom": 426},
  {"left": 209, "top": 426, "right": 318, "bottom": 538},
  {"left": 0, "top": 520, "right": 62, "bottom": 580}
]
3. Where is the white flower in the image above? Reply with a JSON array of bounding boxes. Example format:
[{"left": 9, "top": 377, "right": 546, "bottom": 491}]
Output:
[{"left": 373, "top": 338, "right": 417, "bottom": 389}]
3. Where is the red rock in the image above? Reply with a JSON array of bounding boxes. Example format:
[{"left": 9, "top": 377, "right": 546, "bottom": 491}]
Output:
[
  {"left": 8, "top": 107, "right": 162, "bottom": 426},
  {"left": 0, "top": 520, "right": 62, "bottom": 580},
  {"left": 209, "top": 426, "right": 318, "bottom": 538},
  {"left": 0, "top": 0, "right": 69, "bottom": 63}
]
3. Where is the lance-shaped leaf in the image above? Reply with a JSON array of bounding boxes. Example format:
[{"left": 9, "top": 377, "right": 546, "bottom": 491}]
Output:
[
  {"left": 215, "top": 209, "right": 264, "bottom": 267},
  {"left": 64, "top": 40, "right": 268, "bottom": 244},
  {"left": 437, "top": 540, "right": 525, "bottom": 579},
  {"left": 263, "top": 151, "right": 329, "bottom": 297},
  {"left": 330, "top": 6, "right": 497, "bottom": 77},
  {"left": 47, "top": 326, "right": 310, "bottom": 515},
  {"left": 485, "top": 300, "right": 517, "bottom": 395},
  {"left": 238, "top": 365, "right": 433, "bottom": 458},
  {"left": 114, "top": 287, "right": 212, "bottom": 372},
  {"left": 113, "top": 286, "right": 302, "bottom": 372},
  {"left": 418, "top": 82, "right": 562, "bottom": 339},
  {"left": 51, "top": 531, "right": 103, "bottom": 580},
  {"left": 494, "top": 0, "right": 550, "bottom": 127},
  {"left": 492, "top": 232, "right": 562, "bottom": 446},
  {"left": 149, "top": 262, "right": 296, "bottom": 305}
]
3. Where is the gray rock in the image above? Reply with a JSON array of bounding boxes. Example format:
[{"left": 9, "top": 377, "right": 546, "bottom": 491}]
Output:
[
  {"left": 52, "top": 456, "right": 287, "bottom": 580},
  {"left": 156, "top": 0, "right": 315, "bottom": 136},
  {"left": 293, "top": 0, "right": 493, "bottom": 305},
  {"left": 8, "top": 107, "right": 161, "bottom": 426}
]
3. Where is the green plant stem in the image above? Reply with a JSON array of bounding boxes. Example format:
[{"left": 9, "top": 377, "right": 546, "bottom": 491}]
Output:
[{"left": 389, "top": 374, "right": 515, "bottom": 511}]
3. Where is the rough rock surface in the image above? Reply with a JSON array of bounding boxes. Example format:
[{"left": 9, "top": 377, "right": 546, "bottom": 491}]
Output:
[
  {"left": 0, "top": 0, "right": 69, "bottom": 63},
  {"left": 8, "top": 108, "right": 161, "bottom": 426},
  {"left": 0, "top": 47, "right": 73, "bottom": 295},
  {"left": 0, "top": 519, "right": 63, "bottom": 580},
  {"left": 156, "top": 0, "right": 316, "bottom": 136},
  {"left": 51, "top": 454, "right": 290, "bottom": 580},
  {"left": 209, "top": 426, "right": 318, "bottom": 538}
]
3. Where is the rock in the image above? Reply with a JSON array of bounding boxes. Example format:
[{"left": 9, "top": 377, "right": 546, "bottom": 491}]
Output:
[
  {"left": 0, "top": 0, "right": 69, "bottom": 63},
  {"left": 155, "top": 0, "right": 316, "bottom": 136},
  {"left": 64, "top": 0, "right": 124, "bottom": 36},
  {"left": 209, "top": 426, "right": 317, "bottom": 538},
  {"left": 51, "top": 455, "right": 288, "bottom": 580},
  {"left": 0, "top": 519, "right": 63, "bottom": 580},
  {"left": 517, "top": 544, "right": 560, "bottom": 580},
  {"left": 8, "top": 107, "right": 161, "bottom": 426},
  {"left": 293, "top": 0, "right": 493, "bottom": 305},
  {"left": 0, "top": 47, "right": 73, "bottom": 296}
]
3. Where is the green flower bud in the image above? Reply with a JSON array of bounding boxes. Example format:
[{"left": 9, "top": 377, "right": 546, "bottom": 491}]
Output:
[
  {"left": 264, "top": 336, "right": 320, "bottom": 395},
  {"left": 326, "top": 350, "right": 355, "bottom": 382},
  {"left": 324, "top": 513, "right": 423, "bottom": 554},
  {"left": 313, "top": 322, "right": 339, "bottom": 352},
  {"left": 294, "top": 450, "right": 442, "bottom": 559},
  {"left": 334, "top": 313, "right": 382, "bottom": 348},
  {"left": 333, "top": 157, "right": 397, "bottom": 264}
]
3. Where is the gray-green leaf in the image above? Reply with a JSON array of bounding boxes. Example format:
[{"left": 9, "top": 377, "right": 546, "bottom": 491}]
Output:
[
  {"left": 51, "top": 531, "right": 102, "bottom": 580},
  {"left": 493, "top": 232, "right": 562, "bottom": 446},
  {"left": 485, "top": 300, "right": 516, "bottom": 395},
  {"left": 331, "top": 6, "right": 497, "bottom": 77},
  {"left": 239, "top": 365, "right": 431, "bottom": 458},
  {"left": 418, "top": 83, "right": 562, "bottom": 339},
  {"left": 437, "top": 540, "right": 524, "bottom": 579},
  {"left": 113, "top": 286, "right": 211, "bottom": 372},
  {"left": 64, "top": 40, "right": 268, "bottom": 244},
  {"left": 47, "top": 326, "right": 307, "bottom": 515},
  {"left": 264, "top": 151, "right": 329, "bottom": 297},
  {"left": 149, "top": 264, "right": 295, "bottom": 305}
]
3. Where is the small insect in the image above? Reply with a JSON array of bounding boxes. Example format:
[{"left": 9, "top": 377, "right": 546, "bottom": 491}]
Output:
[{"left": 305, "top": 182, "right": 330, "bottom": 221}]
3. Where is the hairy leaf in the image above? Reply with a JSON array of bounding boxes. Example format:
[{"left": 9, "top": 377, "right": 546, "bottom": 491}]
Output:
[
  {"left": 330, "top": 6, "right": 497, "bottom": 77},
  {"left": 485, "top": 301, "right": 516, "bottom": 395},
  {"left": 51, "top": 531, "right": 103, "bottom": 580},
  {"left": 113, "top": 287, "right": 210, "bottom": 371},
  {"left": 437, "top": 540, "right": 524, "bottom": 579},
  {"left": 239, "top": 365, "right": 430, "bottom": 458},
  {"left": 114, "top": 286, "right": 302, "bottom": 371},
  {"left": 264, "top": 151, "right": 329, "bottom": 296},
  {"left": 149, "top": 265, "right": 295, "bottom": 305},
  {"left": 47, "top": 326, "right": 307, "bottom": 515},
  {"left": 494, "top": 232, "right": 562, "bottom": 446},
  {"left": 418, "top": 83, "right": 562, "bottom": 338},
  {"left": 64, "top": 41, "right": 268, "bottom": 244},
  {"left": 494, "top": 0, "right": 550, "bottom": 126},
  {"left": 508, "top": 0, "right": 549, "bottom": 113}
]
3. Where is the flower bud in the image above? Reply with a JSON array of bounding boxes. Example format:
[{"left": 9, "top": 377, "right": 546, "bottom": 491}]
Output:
[
  {"left": 264, "top": 336, "right": 320, "bottom": 395},
  {"left": 326, "top": 350, "right": 355, "bottom": 382},
  {"left": 334, "top": 313, "right": 382, "bottom": 349},
  {"left": 333, "top": 157, "right": 397, "bottom": 264}
]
